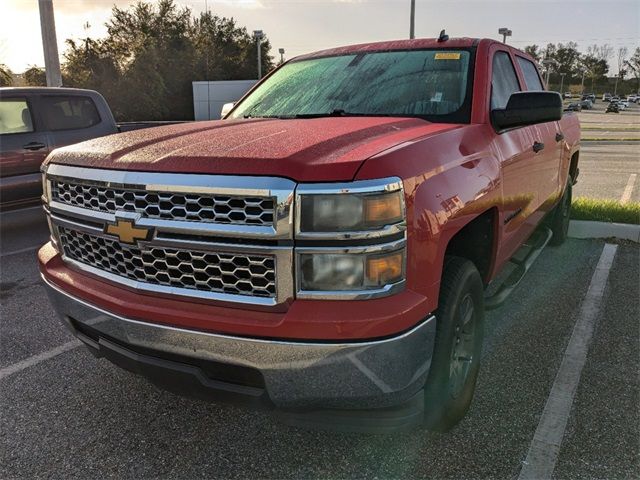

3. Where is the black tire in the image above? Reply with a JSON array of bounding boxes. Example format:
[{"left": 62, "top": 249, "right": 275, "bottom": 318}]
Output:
[
  {"left": 423, "top": 257, "right": 484, "bottom": 432},
  {"left": 549, "top": 181, "right": 572, "bottom": 246}
]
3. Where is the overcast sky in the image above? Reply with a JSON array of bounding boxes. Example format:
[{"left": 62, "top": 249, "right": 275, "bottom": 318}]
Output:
[{"left": 1, "top": 0, "right": 638, "bottom": 72}]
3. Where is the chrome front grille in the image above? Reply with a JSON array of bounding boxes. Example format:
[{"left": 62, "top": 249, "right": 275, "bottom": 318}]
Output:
[
  {"left": 52, "top": 181, "right": 275, "bottom": 226},
  {"left": 44, "top": 165, "right": 296, "bottom": 306},
  {"left": 58, "top": 227, "right": 277, "bottom": 298}
]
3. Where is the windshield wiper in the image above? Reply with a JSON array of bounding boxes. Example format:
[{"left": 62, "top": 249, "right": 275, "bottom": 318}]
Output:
[
  {"left": 243, "top": 114, "right": 284, "bottom": 119},
  {"left": 245, "top": 110, "right": 429, "bottom": 120},
  {"left": 291, "top": 109, "right": 397, "bottom": 119},
  {"left": 292, "top": 109, "right": 351, "bottom": 118}
]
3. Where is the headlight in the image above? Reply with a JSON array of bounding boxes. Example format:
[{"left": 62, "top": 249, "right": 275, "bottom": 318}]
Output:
[
  {"left": 296, "top": 178, "right": 405, "bottom": 238},
  {"left": 298, "top": 247, "right": 405, "bottom": 295},
  {"left": 295, "top": 178, "right": 407, "bottom": 299},
  {"left": 299, "top": 191, "right": 403, "bottom": 232}
]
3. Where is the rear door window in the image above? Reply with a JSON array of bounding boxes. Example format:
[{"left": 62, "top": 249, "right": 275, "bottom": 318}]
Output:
[
  {"left": 516, "top": 57, "right": 544, "bottom": 90},
  {"left": 40, "top": 96, "right": 101, "bottom": 131},
  {"left": 491, "top": 51, "right": 521, "bottom": 110},
  {"left": 0, "top": 98, "right": 34, "bottom": 135}
]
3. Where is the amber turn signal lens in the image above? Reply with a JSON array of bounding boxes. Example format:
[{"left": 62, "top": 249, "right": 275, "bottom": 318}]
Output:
[
  {"left": 364, "top": 193, "right": 403, "bottom": 226},
  {"left": 366, "top": 252, "right": 404, "bottom": 285}
]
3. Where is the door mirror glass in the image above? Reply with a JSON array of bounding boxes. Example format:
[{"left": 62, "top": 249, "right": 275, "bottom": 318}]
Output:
[
  {"left": 220, "top": 102, "right": 235, "bottom": 119},
  {"left": 491, "top": 91, "right": 562, "bottom": 131}
]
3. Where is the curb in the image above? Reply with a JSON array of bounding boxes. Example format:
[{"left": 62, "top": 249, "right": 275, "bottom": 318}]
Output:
[
  {"left": 581, "top": 139, "right": 640, "bottom": 143},
  {"left": 568, "top": 220, "right": 640, "bottom": 243}
]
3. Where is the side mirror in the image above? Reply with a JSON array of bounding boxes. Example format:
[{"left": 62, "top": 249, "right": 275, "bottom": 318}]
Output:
[
  {"left": 491, "top": 91, "right": 562, "bottom": 131},
  {"left": 220, "top": 102, "right": 236, "bottom": 119}
]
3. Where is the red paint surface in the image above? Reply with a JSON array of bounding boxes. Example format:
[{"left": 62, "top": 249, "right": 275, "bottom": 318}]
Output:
[
  {"left": 41, "top": 38, "right": 580, "bottom": 340},
  {"left": 44, "top": 117, "right": 459, "bottom": 182}
]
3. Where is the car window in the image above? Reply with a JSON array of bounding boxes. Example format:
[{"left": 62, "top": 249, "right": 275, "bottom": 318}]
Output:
[
  {"left": 516, "top": 57, "right": 544, "bottom": 90},
  {"left": 491, "top": 51, "right": 521, "bottom": 110},
  {"left": 40, "top": 96, "right": 101, "bottom": 131},
  {"left": 0, "top": 98, "right": 34, "bottom": 135}
]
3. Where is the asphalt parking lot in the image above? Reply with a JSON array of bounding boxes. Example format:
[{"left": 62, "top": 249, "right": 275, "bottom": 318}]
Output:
[
  {"left": 1, "top": 205, "right": 638, "bottom": 479},
  {"left": 573, "top": 100, "right": 640, "bottom": 203}
]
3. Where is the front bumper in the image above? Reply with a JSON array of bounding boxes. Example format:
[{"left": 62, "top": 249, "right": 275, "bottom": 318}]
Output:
[{"left": 43, "top": 275, "right": 436, "bottom": 414}]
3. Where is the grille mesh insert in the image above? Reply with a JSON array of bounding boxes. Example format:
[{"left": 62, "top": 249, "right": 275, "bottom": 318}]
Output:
[
  {"left": 58, "top": 227, "right": 276, "bottom": 298},
  {"left": 52, "top": 181, "right": 275, "bottom": 226}
]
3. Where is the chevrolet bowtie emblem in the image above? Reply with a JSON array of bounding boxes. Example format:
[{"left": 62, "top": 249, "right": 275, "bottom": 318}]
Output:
[{"left": 105, "top": 218, "right": 152, "bottom": 244}]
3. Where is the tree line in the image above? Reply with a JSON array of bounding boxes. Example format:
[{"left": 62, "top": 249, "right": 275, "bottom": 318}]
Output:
[
  {"left": 524, "top": 42, "right": 640, "bottom": 94},
  {"left": 1, "top": 0, "right": 274, "bottom": 121},
  {"left": 2, "top": 5, "right": 639, "bottom": 119}
]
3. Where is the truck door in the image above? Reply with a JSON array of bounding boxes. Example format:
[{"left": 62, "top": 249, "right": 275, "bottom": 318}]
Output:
[
  {"left": 490, "top": 49, "right": 540, "bottom": 259},
  {"left": 515, "top": 55, "right": 563, "bottom": 224},
  {"left": 0, "top": 95, "right": 50, "bottom": 207}
]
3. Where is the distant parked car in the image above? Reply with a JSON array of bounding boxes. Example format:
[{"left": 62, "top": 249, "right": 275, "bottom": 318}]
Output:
[
  {"left": 617, "top": 99, "right": 630, "bottom": 109},
  {"left": 563, "top": 92, "right": 572, "bottom": 99},
  {"left": 0, "top": 87, "right": 187, "bottom": 210},
  {"left": 602, "top": 93, "right": 612, "bottom": 102},
  {"left": 564, "top": 102, "right": 582, "bottom": 112},
  {"left": 580, "top": 99, "right": 593, "bottom": 110},
  {"left": 606, "top": 102, "right": 620, "bottom": 113},
  {"left": 0, "top": 87, "right": 118, "bottom": 210}
]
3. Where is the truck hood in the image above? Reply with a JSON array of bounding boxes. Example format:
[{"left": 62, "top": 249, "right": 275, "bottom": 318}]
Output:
[{"left": 47, "top": 117, "right": 460, "bottom": 181}]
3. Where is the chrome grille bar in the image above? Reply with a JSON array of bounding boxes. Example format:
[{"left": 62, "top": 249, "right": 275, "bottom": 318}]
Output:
[
  {"left": 59, "top": 226, "right": 276, "bottom": 298},
  {"left": 45, "top": 165, "right": 296, "bottom": 241},
  {"left": 52, "top": 181, "right": 276, "bottom": 226}
]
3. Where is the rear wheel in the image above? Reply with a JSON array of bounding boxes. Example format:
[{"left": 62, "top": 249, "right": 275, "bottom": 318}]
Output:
[
  {"left": 423, "top": 257, "right": 484, "bottom": 432},
  {"left": 549, "top": 181, "right": 572, "bottom": 246}
]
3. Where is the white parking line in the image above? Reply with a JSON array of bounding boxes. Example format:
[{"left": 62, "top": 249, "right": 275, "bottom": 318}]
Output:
[
  {"left": 0, "top": 339, "right": 81, "bottom": 381},
  {"left": 0, "top": 245, "right": 41, "bottom": 258},
  {"left": 519, "top": 243, "right": 618, "bottom": 480},
  {"left": 620, "top": 173, "right": 637, "bottom": 204}
]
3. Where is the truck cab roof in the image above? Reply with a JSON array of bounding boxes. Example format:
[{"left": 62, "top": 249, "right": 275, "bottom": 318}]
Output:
[
  {"left": 0, "top": 87, "right": 104, "bottom": 96},
  {"left": 294, "top": 38, "right": 535, "bottom": 63}
]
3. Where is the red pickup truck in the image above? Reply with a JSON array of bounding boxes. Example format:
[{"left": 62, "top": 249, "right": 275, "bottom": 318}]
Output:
[{"left": 39, "top": 37, "right": 580, "bottom": 433}]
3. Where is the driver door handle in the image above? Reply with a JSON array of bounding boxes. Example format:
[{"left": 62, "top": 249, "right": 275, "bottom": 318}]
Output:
[
  {"left": 23, "top": 142, "right": 46, "bottom": 151},
  {"left": 533, "top": 141, "right": 545, "bottom": 153}
]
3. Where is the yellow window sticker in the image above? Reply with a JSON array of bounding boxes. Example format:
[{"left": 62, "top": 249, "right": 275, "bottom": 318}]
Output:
[{"left": 434, "top": 52, "right": 461, "bottom": 60}]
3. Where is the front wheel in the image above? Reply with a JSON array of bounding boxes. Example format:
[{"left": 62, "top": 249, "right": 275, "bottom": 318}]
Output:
[
  {"left": 423, "top": 257, "right": 484, "bottom": 432},
  {"left": 549, "top": 181, "right": 572, "bottom": 246}
]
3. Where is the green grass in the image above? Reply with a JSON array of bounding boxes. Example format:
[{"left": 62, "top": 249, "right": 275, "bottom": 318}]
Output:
[{"left": 571, "top": 197, "right": 640, "bottom": 225}]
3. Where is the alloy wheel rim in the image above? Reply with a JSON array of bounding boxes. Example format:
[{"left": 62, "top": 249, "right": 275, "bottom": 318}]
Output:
[{"left": 449, "top": 293, "right": 476, "bottom": 398}]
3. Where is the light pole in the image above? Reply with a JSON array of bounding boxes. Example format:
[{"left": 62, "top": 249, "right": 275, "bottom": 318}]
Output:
[
  {"left": 498, "top": 27, "right": 512, "bottom": 44},
  {"left": 542, "top": 58, "right": 558, "bottom": 90},
  {"left": 409, "top": 0, "right": 415, "bottom": 39},
  {"left": 253, "top": 30, "right": 263, "bottom": 79},
  {"left": 38, "top": 0, "right": 62, "bottom": 86},
  {"left": 279, "top": 48, "right": 285, "bottom": 64},
  {"left": 559, "top": 73, "right": 566, "bottom": 94},
  {"left": 580, "top": 70, "right": 586, "bottom": 94}
]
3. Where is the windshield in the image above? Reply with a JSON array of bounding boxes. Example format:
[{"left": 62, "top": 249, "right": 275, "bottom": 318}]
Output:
[{"left": 230, "top": 49, "right": 474, "bottom": 123}]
